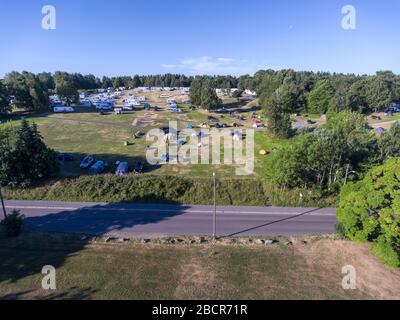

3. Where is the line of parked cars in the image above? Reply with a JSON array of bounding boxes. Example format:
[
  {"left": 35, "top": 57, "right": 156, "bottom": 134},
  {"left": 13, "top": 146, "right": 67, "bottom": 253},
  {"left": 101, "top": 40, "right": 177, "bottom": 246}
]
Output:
[{"left": 79, "top": 155, "right": 145, "bottom": 175}]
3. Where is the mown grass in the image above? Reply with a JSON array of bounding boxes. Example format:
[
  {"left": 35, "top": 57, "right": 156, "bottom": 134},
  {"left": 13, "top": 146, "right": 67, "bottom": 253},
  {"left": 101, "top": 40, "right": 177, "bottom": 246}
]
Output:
[
  {"left": 1, "top": 232, "right": 399, "bottom": 300},
  {"left": 0, "top": 98, "right": 336, "bottom": 207}
]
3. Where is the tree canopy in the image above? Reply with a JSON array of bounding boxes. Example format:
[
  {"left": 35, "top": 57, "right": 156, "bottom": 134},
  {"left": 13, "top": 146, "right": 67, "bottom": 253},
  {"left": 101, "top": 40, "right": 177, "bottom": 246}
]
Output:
[
  {"left": 0, "top": 119, "right": 58, "bottom": 186},
  {"left": 190, "top": 78, "right": 221, "bottom": 110},
  {"left": 306, "top": 79, "right": 335, "bottom": 114},
  {"left": 0, "top": 80, "right": 10, "bottom": 114},
  {"left": 3, "top": 72, "right": 49, "bottom": 111},
  {"left": 266, "top": 111, "right": 375, "bottom": 189},
  {"left": 337, "top": 158, "right": 400, "bottom": 268}
]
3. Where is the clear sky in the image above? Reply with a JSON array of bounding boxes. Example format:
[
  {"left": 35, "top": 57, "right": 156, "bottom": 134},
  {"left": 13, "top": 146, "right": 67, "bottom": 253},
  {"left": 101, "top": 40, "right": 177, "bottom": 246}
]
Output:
[{"left": 0, "top": 0, "right": 399, "bottom": 77}]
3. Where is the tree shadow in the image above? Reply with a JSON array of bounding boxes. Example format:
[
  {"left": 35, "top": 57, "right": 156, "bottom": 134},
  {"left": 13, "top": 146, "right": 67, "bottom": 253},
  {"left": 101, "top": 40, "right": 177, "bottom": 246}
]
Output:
[{"left": 0, "top": 201, "right": 189, "bottom": 295}]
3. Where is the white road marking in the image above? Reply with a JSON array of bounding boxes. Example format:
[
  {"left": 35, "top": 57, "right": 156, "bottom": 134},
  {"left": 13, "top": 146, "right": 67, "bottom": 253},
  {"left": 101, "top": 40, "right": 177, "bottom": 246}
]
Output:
[{"left": 5, "top": 205, "right": 336, "bottom": 216}]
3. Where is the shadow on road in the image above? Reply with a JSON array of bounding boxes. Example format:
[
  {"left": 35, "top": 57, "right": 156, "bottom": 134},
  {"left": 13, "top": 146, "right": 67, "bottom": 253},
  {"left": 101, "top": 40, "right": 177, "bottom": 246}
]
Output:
[{"left": 223, "top": 208, "right": 322, "bottom": 238}]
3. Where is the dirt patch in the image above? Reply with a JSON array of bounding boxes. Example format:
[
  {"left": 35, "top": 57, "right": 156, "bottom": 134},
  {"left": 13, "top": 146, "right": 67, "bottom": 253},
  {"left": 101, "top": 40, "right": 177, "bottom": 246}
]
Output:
[
  {"left": 174, "top": 257, "right": 217, "bottom": 299},
  {"left": 295, "top": 239, "right": 400, "bottom": 299},
  {"left": 370, "top": 120, "right": 399, "bottom": 130},
  {"left": 132, "top": 112, "right": 160, "bottom": 128}
]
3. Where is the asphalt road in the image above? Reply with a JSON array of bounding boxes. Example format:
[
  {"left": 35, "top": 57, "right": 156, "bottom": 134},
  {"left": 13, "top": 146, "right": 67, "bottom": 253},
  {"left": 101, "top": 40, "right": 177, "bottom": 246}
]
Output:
[{"left": 4, "top": 200, "right": 337, "bottom": 238}]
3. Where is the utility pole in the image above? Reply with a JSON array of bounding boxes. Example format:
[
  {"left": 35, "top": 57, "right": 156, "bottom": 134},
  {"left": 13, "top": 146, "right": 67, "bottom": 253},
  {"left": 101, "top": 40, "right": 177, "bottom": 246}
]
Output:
[
  {"left": 213, "top": 172, "right": 217, "bottom": 239},
  {"left": 0, "top": 187, "right": 7, "bottom": 219},
  {"left": 344, "top": 164, "right": 350, "bottom": 186}
]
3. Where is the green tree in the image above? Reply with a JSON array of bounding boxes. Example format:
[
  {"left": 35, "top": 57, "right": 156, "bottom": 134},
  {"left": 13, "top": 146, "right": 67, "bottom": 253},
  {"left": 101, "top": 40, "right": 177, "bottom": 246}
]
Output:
[
  {"left": 3, "top": 71, "right": 49, "bottom": 111},
  {"left": 54, "top": 72, "right": 79, "bottom": 104},
  {"left": 266, "top": 111, "right": 374, "bottom": 189},
  {"left": 307, "top": 79, "right": 335, "bottom": 114},
  {"left": 365, "top": 72, "right": 399, "bottom": 112},
  {"left": 200, "top": 79, "right": 221, "bottom": 110},
  {"left": 337, "top": 158, "right": 400, "bottom": 267},
  {"left": 189, "top": 78, "right": 203, "bottom": 106},
  {"left": 0, "top": 119, "right": 58, "bottom": 186},
  {"left": 376, "top": 122, "right": 400, "bottom": 162},
  {"left": 346, "top": 78, "right": 369, "bottom": 113},
  {"left": 37, "top": 72, "right": 55, "bottom": 92},
  {"left": 262, "top": 86, "right": 293, "bottom": 138},
  {"left": 0, "top": 81, "right": 11, "bottom": 114}
]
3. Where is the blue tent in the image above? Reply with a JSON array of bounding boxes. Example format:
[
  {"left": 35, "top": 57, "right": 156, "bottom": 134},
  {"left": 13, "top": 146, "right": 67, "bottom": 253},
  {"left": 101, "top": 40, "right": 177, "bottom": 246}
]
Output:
[
  {"left": 186, "top": 124, "right": 193, "bottom": 129},
  {"left": 375, "top": 127, "right": 386, "bottom": 133}
]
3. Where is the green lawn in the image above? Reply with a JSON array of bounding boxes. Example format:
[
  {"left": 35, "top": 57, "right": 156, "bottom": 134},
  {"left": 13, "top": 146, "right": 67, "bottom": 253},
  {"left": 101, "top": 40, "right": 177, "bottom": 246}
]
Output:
[
  {"left": 0, "top": 95, "right": 270, "bottom": 179},
  {"left": 1, "top": 232, "right": 399, "bottom": 300}
]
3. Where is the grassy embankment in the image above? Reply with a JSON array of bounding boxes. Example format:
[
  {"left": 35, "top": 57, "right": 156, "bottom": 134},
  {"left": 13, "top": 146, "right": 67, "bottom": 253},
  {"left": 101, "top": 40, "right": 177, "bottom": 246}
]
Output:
[{"left": 1, "top": 232, "right": 399, "bottom": 300}]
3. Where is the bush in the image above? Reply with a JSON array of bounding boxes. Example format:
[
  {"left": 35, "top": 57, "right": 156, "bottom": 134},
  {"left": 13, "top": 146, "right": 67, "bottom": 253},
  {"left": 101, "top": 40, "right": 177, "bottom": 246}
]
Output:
[
  {"left": 1, "top": 210, "right": 25, "bottom": 237},
  {"left": 372, "top": 237, "right": 400, "bottom": 268},
  {"left": 337, "top": 158, "right": 400, "bottom": 268}
]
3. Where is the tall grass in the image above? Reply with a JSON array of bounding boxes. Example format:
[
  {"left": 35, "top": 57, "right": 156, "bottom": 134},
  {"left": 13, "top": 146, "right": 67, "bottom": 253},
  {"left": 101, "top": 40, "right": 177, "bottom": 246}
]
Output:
[{"left": 4, "top": 175, "right": 336, "bottom": 207}]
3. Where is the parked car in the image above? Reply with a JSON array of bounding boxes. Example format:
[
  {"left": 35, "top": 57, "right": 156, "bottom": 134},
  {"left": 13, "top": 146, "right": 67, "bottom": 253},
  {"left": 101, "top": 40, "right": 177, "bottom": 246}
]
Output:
[
  {"left": 80, "top": 155, "right": 94, "bottom": 169},
  {"left": 58, "top": 153, "right": 74, "bottom": 162},
  {"left": 133, "top": 160, "right": 145, "bottom": 173},
  {"left": 115, "top": 162, "right": 129, "bottom": 176},
  {"left": 89, "top": 161, "right": 107, "bottom": 175}
]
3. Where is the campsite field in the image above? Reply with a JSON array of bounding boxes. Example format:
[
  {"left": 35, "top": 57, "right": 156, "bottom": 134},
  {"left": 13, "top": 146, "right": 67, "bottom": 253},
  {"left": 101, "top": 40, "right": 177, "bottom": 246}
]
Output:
[
  {"left": 0, "top": 90, "right": 274, "bottom": 178},
  {"left": 1, "top": 89, "right": 398, "bottom": 185},
  {"left": 1, "top": 232, "right": 399, "bottom": 300}
]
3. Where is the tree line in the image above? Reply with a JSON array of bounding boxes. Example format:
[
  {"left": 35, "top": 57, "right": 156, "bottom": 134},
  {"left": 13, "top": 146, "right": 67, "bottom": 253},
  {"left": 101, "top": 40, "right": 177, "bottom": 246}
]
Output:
[
  {"left": 2, "top": 69, "right": 400, "bottom": 114},
  {"left": 0, "top": 71, "right": 241, "bottom": 113}
]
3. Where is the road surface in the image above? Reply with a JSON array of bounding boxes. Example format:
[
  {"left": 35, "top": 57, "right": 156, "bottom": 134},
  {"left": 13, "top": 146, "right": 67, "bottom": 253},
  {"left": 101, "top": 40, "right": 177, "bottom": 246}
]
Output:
[{"left": 4, "top": 200, "right": 337, "bottom": 238}]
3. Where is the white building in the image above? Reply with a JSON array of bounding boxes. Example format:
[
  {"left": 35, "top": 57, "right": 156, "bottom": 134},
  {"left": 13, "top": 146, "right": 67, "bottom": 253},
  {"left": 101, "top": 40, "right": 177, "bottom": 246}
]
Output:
[{"left": 244, "top": 89, "right": 257, "bottom": 96}]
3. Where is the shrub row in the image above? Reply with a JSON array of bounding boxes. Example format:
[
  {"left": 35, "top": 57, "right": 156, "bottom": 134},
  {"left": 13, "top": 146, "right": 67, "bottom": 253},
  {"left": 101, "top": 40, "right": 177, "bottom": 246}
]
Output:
[{"left": 4, "top": 174, "right": 270, "bottom": 206}]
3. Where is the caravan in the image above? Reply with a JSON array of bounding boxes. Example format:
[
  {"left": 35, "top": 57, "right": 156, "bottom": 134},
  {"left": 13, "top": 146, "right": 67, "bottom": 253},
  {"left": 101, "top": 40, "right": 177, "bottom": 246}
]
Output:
[
  {"left": 54, "top": 106, "right": 75, "bottom": 113},
  {"left": 95, "top": 101, "right": 115, "bottom": 110}
]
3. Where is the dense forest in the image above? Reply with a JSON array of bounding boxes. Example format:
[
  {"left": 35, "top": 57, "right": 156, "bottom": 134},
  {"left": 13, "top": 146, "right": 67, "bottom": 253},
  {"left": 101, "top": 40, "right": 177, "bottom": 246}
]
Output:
[{"left": 1, "top": 69, "right": 400, "bottom": 115}]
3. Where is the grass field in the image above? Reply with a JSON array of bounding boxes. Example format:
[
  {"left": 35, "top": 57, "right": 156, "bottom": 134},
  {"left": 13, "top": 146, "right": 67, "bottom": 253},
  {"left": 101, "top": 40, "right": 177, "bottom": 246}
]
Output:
[
  {"left": 0, "top": 91, "right": 271, "bottom": 178},
  {"left": 1, "top": 232, "right": 399, "bottom": 300}
]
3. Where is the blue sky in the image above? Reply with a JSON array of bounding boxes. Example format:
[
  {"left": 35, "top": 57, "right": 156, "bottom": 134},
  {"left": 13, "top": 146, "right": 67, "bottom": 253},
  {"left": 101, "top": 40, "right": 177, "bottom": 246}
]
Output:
[{"left": 0, "top": 0, "right": 399, "bottom": 77}]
